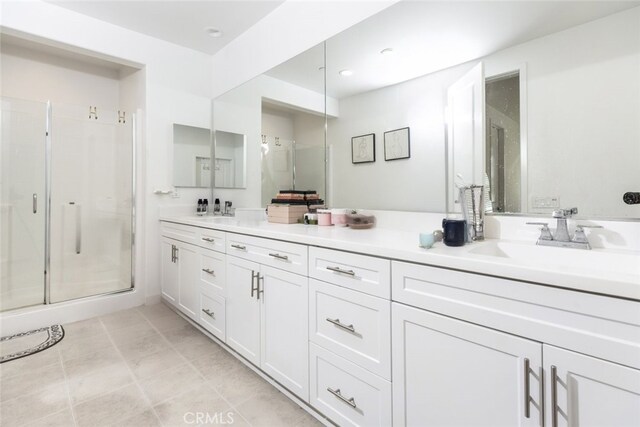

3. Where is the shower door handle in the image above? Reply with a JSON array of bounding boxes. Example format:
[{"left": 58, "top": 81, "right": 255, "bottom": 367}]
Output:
[
  {"left": 33, "top": 194, "right": 38, "bottom": 214},
  {"left": 75, "top": 204, "right": 82, "bottom": 255}
]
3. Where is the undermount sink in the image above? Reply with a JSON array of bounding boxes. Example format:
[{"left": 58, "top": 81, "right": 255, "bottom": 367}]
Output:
[{"left": 467, "top": 240, "right": 640, "bottom": 277}]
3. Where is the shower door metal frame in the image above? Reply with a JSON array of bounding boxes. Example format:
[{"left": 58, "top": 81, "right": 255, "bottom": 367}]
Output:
[{"left": 43, "top": 104, "right": 137, "bottom": 305}]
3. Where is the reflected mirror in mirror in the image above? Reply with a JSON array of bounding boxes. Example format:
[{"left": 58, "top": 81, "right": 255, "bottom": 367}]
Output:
[
  {"left": 173, "top": 124, "right": 211, "bottom": 188},
  {"left": 315, "top": 0, "right": 639, "bottom": 218},
  {"left": 214, "top": 130, "right": 246, "bottom": 189}
]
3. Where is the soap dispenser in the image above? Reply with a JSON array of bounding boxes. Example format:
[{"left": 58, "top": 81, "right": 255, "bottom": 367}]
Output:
[
  {"left": 197, "top": 199, "right": 203, "bottom": 215},
  {"left": 214, "top": 198, "right": 221, "bottom": 215},
  {"left": 203, "top": 199, "right": 209, "bottom": 214}
]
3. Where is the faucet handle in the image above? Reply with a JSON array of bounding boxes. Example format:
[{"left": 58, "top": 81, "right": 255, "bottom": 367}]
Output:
[
  {"left": 573, "top": 224, "right": 602, "bottom": 246},
  {"left": 552, "top": 207, "right": 578, "bottom": 218},
  {"left": 526, "top": 222, "right": 553, "bottom": 240}
]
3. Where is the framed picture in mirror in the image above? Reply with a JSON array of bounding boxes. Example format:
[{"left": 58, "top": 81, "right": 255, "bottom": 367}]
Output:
[
  {"left": 384, "top": 127, "right": 410, "bottom": 161},
  {"left": 352, "top": 133, "right": 375, "bottom": 164}
]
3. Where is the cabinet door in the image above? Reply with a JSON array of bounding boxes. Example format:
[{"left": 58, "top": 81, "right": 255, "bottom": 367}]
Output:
[
  {"left": 176, "top": 242, "right": 199, "bottom": 320},
  {"left": 226, "top": 256, "right": 261, "bottom": 365},
  {"left": 544, "top": 345, "right": 640, "bottom": 427},
  {"left": 160, "top": 238, "right": 178, "bottom": 304},
  {"left": 392, "top": 303, "right": 542, "bottom": 427},
  {"left": 260, "top": 265, "right": 309, "bottom": 401}
]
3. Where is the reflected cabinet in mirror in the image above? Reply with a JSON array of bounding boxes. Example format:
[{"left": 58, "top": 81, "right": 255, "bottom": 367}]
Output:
[
  {"left": 173, "top": 124, "right": 212, "bottom": 188},
  {"left": 213, "top": 1, "right": 639, "bottom": 219}
]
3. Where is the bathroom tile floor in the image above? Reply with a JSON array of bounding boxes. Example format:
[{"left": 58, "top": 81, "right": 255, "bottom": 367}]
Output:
[{"left": 0, "top": 303, "right": 324, "bottom": 427}]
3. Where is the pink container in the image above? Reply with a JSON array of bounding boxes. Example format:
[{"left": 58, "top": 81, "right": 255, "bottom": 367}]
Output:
[
  {"left": 317, "top": 209, "right": 332, "bottom": 226},
  {"left": 331, "top": 208, "right": 349, "bottom": 227}
]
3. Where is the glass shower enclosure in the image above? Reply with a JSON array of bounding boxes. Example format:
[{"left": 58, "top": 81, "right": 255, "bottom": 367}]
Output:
[{"left": 0, "top": 97, "right": 134, "bottom": 312}]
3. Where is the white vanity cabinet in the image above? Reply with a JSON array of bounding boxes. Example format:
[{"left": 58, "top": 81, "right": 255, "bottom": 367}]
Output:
[
  {"left": 160, "top": 237, "right": 199, "bottom": 320},
  {"left": 308, "top": 250, "right": 393, "bottom": 426},
  {"left": 225, "top": 236, "right": 309, "bottom": 402},
  {"left": 392, "top": 303, "right": 543, "bottom": 427},
  {"left": 391, "top": 260, "right": 640, "bottom": 427},
  {"left": 544, "top": 345, "right": 640, "bottom": 427}
]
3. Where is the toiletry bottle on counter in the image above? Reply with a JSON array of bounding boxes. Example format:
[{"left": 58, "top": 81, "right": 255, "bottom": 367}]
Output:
[
  {"left": 442, "top": 218, "right": 466, "bottom": 246},
  {"left": 203, "top": 199, "right": 209, "bottom": 214},
  {"left": 317, "top": 209, "right": 332, "bottom": 226},
  {"left": 197, "top": 199, "right": 203, "bottom": 215},
  {"left": 214, "top": 198, "right": 221, "bottom": 214}
]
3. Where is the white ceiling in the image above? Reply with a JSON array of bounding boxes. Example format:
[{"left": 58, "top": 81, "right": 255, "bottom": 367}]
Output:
[
  {"left": 46, "top": 0, "right": 284, "bottom": 55},
  {"left": 266, "top": 1, "right": 640, "bottom": 99}
]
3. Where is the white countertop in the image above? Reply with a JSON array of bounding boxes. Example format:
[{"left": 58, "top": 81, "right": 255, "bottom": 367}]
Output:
[{"left": 160, "top": 215, "right": 640, "bottom": 301}]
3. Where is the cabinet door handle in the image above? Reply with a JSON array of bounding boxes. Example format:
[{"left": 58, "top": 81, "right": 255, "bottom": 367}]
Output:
[
  {"left": 326, "top": 266, "right": 355, "bottom": 276},
  {"left": 524, "top": 358, "right": 531, "bottom": 419},
  {"left": 171, "top": 245, "right": 176, "bottom": 263},
  {"left": 201, "top": 237, "right": 215, "bottom": 243},
  {"left": 257, "top": 274, "right": 264, "bottom": 300},
  {"left": 268, "top": 252, "right": 289, "bottom": 261},
  {"left": 327, "top": 387, "right": 357, "bottom": 409},
  {"left": 231, "top": 244, "right": 246, "bottom": 251},
  {"left": 202, "top": 308, "right": 215, "bottom": 319},
  {"left": 33, "top": 193, "right": 38, "bottom": 214},
  {"left": 326, "top": 318, "right": 356, "bottom": 333},
  {"left": 550, "top": 365, "right": 558, "bottom": 427},
  {"left": 250, "top": 271, "right": 259, "bottom": 298},
  {"left": 174, "top": 246, "right": 178, "bottom": 261},
  {"left": 202, "top": 268, "right": 215, "bottom": 276}
]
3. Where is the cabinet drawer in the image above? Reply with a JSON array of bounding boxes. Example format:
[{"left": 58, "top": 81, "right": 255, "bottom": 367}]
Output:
[
  {"left": 392, "top": 260, "right": 640, "bottom": 369},
  {"left": 199, "top": 286, "right": 225, "bottom": 341},
  {"left": 310, "top": 344, "right": 391, "bottom": 427},
  {"left": 197, "top": 247, "right": 225, "bottom": 296},
  {"left": 309, "top": 279, "right": 390, "bottom": 379},
  {"left": 161, "top": 221, "right": 199, "bottom": 245},
  {"left": 309, "top": 247, "right": 390, "bottom": 299},
  {"left": 226, "top": 233, "right": 307, "bottom": 276},
  {"left": 197, "top": 228, "right": 226, "bottom": 253}
]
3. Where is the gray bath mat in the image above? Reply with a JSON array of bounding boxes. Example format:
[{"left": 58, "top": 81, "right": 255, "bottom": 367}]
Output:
[{"left": 0, "top": 325, "right": 64, "bottom": 364}]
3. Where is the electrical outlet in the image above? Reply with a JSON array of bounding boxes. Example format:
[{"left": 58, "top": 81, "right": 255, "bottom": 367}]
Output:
[{"left": 532, "top": 196, "right": 559, "bottom": 210}]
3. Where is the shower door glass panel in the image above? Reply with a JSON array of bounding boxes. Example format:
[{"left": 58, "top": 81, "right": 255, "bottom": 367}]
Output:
[
  {"left": 50, "top": 104, "right": 133, "bottom": 302},
  {"left": 0, "top": 97, "right": 47, "bottom": 311}
]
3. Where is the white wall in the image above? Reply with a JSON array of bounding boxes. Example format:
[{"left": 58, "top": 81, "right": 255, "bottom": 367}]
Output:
[{"left": 1, "top": 0, "right": 214, "bottom": 303}]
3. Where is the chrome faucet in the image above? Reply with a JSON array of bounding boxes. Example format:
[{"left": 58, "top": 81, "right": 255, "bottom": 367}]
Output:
[{"left": 527, "top": 207, "right": 602, "bottom": 250}]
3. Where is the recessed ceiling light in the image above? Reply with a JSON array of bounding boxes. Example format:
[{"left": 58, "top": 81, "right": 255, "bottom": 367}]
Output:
[
  {"left": 380, "top": 48, "right": 394, "bottom": 55},
  {"left": 205, "top": 27, "right": 223, "bottom": 38},
  {"left": 339, "top": 69, "right": 353, "bottom": 76}
]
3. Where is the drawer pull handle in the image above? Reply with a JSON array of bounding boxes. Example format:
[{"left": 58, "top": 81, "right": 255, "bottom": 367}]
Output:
[
  {"left": 231, "top": 244, "right": 246, "bottom": 250},
  {"left": 268, "top": 253, "right": 289, "bottom": 261},
  {"left": 201, "top": 237, "right": 216, "bottom": 243},
  {"left": 202, "top": 268, "right": 215, "bottom": 276},
  {"left": 202, "top": 309, "right": 215, "bottom": 319},
  {"left": 326, "top": 318, "right": 356, "bottom": 333},
  {"left": 327, "top": 387, "right": 357, "bottom": 409},
  {"left": 326, "top": 266, "right": 355, "bottom": 276}
]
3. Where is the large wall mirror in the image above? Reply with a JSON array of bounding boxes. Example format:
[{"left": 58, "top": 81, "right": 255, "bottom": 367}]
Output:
[{"left": 213, "top": 1, "right": 640, "bottom": 220}]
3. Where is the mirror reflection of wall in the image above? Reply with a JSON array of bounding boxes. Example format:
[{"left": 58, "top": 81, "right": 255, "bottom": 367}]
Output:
[
  {"left": 214, "top": 130, "right": 246, "bottom": 189},
  {"left": 261, "top": 103, "right": 326, "bottom": 207},
  {"left": 173, "top": 124, "right": 211, "bottom": 188}
]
